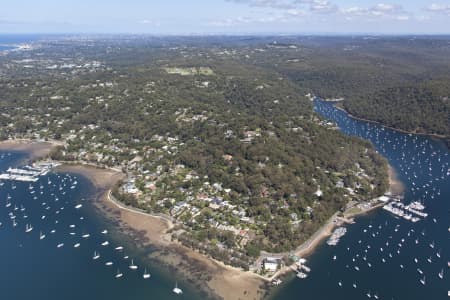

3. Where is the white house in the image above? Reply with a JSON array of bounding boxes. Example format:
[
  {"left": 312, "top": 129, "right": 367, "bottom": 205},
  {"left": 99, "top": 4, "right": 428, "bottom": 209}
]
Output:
[{"left": 263, "top": 258, "right": 279, "bottom": 272}]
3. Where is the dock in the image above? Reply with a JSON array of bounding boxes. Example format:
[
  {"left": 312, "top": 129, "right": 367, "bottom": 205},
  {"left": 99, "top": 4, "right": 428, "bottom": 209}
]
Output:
[{"left": 0, "top": 161, "right": 60, "bottom": 182}]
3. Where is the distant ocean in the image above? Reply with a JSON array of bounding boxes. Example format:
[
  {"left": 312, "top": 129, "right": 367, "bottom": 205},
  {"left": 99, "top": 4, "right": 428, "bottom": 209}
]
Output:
[{"left": 0, "top": 34, "right": 42, "bottom": 51}]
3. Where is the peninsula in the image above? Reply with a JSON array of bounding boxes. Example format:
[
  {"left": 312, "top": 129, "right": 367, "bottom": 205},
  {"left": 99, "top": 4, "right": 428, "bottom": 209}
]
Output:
[{"left": 0, "top": 36, "right": 417, "bottom": 299}]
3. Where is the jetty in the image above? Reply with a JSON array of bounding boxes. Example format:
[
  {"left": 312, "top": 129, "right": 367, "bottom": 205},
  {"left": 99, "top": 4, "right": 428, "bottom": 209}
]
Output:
[{"left": 0, "top": 161, "right": 60, "bottom": 182}]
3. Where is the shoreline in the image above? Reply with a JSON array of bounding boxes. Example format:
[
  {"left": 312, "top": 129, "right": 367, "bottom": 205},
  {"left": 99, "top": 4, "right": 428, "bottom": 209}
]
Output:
[
  {"left": 0, "top": 138, "right": 404, "bottom": 300},
  {"left": 0, "top": 139, "right": 63, "bottom": 162},
  {"left": 270, "top": 162, "right": 403, "bottom": 281},
  {"left": 329, "top": 101, "right": 449, "bottom": 141},
  {"left": 57, "top": 163, "right": 268, "bottom": 300},
  {"left": 0, "top": 139, "right": 267, "bottom": 299}
]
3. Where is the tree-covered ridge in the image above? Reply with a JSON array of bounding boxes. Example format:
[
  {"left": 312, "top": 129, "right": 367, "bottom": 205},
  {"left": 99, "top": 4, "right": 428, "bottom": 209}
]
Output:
[
  {"left": 0, "top": 37, "right": 388, "bottom": 269},
  {"left": 258, "top": 36, "right": 450, "bottom": 140},
  {"left": 344, "top": 85, "right": 450, "bottom": 136}
]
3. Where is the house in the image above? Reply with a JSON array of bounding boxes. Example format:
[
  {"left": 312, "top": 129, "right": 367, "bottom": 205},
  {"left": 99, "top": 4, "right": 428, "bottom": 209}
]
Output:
[
  {"left": 378, "top": 195, "right": 390, "bottom": 202},
  {"left": 263, "top": 258, "right": 280, "bottom": 272}
]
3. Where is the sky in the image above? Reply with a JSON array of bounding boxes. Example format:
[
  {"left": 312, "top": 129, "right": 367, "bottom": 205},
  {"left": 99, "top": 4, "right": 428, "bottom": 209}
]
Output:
[{"left": 1, "top": 0, "right": 450, "bottom": 34}]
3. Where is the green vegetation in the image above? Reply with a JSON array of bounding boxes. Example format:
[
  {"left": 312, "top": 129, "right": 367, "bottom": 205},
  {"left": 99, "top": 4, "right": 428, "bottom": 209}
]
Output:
[
  {"left": 261, "top": 36, "right": 450, "bottom": 141},
  {"left": 0, "top": 36, "right": 392, "bottom": 269}
]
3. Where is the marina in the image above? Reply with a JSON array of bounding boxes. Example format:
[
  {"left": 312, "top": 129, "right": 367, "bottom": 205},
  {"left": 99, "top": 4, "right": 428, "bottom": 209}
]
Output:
[
  {"left": 269, "top": 100, "right": 449, "bottom": 300},
  {"left": 382, "top": 200, "right": 428, "bottom": 222},
  {"left": 0, "top": 151, "right": 199, "bottom": 300},
  {"left": 0, "top": 162, "right": 60, "bottom": 182},
  {"left": 327, "top": 227, "right": 347, "bottom": 246}
]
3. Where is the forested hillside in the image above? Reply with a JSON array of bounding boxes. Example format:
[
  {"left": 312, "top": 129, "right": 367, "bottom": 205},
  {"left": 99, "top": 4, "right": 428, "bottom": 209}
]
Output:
[
  {"left": 0, "top": 37, "right": 388, "bottom": 264},
  {"left": 257, "top": 36, "right": 450, "bottom": 142}
]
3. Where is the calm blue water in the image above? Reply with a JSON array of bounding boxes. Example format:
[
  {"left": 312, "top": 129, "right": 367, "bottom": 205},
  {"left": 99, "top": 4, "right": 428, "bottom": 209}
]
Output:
[
  {"left": 0, "top": 151, "right": 201, "bottom": 300},
  {"left": 271, "top": 100, "right": 449, "bottom": 300},
  {"left": 0, "top": 34, "right": 42, "bottom": 51}
]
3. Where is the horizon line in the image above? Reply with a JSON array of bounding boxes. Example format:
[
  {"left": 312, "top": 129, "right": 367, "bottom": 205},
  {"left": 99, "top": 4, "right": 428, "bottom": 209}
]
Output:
[{"left": 1, "top": 32, "right": 450, "bottom": 37}]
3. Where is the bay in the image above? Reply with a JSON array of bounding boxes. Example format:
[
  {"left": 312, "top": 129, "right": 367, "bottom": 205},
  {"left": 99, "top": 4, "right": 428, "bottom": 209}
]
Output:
[
  {"left": 270, "top": 100, "right": 449, "bottom": 300},
  {"left": 0, "top": 150, "right": 201, "bottom": 300}
]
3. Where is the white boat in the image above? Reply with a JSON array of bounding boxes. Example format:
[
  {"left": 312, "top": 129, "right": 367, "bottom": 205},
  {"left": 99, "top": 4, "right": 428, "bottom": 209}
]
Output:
[
  {"left": 57, "top": 243, "right": 64, "bottom": 248},
  {"left": 115, "top": 269, "right": 123, "bottom": 278},
  {"left": 101, "top": 241, "right": 109, "bottom": 246},
  {"left": 93, "top": 251, "right": 100, "bottom": 260},
  {"left": 173, "top": 282, "right": 183, "bottom": 295},
  {"left": 438, "top": 269, "right": 444, "bottom": 279},
  {"left": 75, "top": 204, "right": 82, "bottom": 209},
  {"left": 420, "top": 276, "right": 426, "bottom": 285},
  {"left": 129, "top": 259, "right": 138, "bottom": 270},
  {"left": 25, "top": 224, "right": 33, "bottom": 233},
  {"left": 39, "top": 231, "right": 46, "bottom": 240},
  {"left": 105, "top": 261, "right": 113, "bottom": 266},
  {"left": 101, "top": 230, "right": 108, "bottom": 234},
  {"left": 115, "top": 246, "right": 124, "bottom": 251},
  {"left": 82, "top": 233, "right": 90, "bottom": 238},
  {"left": 74, "top": 243, "right": 80, "bottom": 248},
  {"left": 143, "top": 268, "right": 151, "bottom": 279}
]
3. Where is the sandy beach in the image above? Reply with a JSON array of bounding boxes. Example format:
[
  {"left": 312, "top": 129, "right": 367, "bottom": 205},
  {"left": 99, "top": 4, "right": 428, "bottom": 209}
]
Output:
[
  {"left": 272, "top": 163, "right": 403, "bottom": 280},
  {"left": 0, "top": 139, "right": 402, "bottom": 300},
  {"left": 0, "top": 140, "right": 267, "bottom": 299},
  {"left": 388, "top": 165, "right": 404, "bottom": 196},
  {"left": 0, "top": 139, "right": 61, "bottom": 161},
  {"left": 57, "top": 163, "right": 267, "bottom": 300}
]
